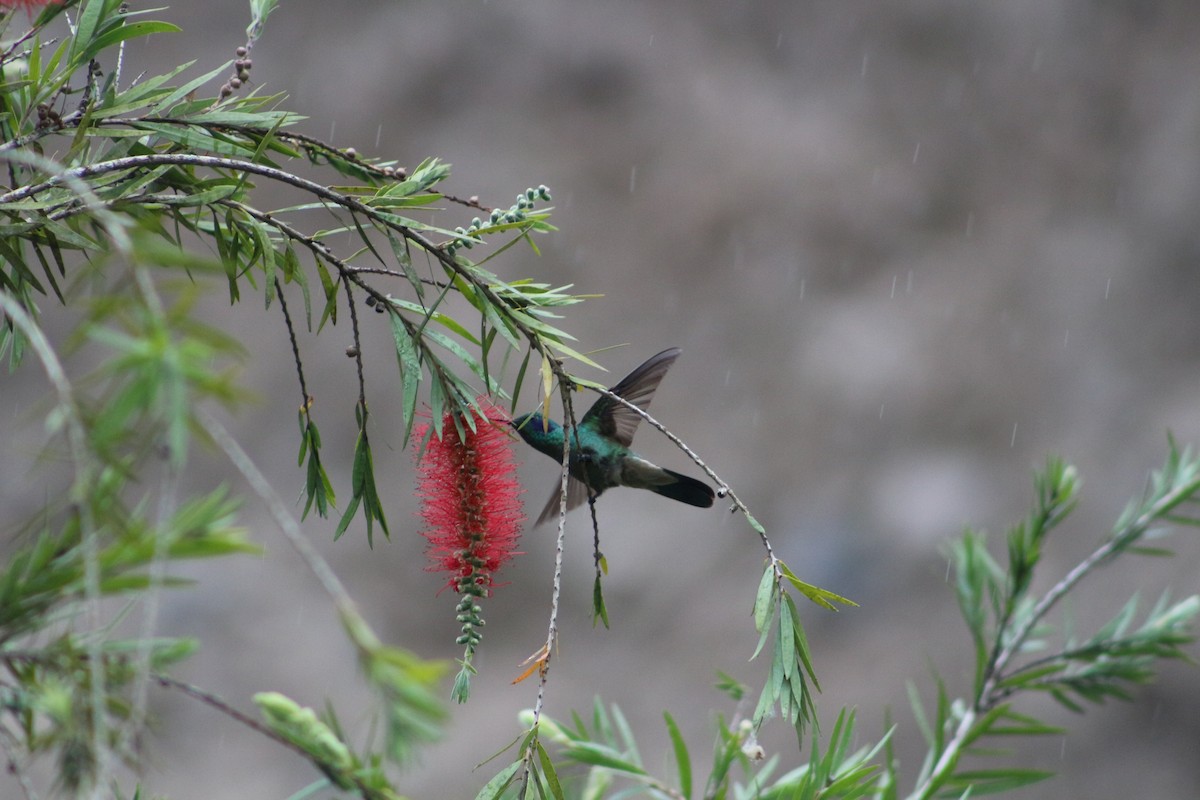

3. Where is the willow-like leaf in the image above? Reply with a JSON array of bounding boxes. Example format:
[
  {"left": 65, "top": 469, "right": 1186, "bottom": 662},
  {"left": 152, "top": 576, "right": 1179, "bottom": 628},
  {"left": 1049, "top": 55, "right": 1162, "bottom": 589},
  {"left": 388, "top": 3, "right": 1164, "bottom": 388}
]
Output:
[
  {"left": 475, "top": 759, "right": 521, "bottom": 800},
  {"left": 536, "top": 739, "right": 566, "bottom": 800},
  {"left": 778, "top": 560, "right": 857, "bottom": 612},
  {"left": 592, "top": 573, "right": 609, "bottom": 629}
]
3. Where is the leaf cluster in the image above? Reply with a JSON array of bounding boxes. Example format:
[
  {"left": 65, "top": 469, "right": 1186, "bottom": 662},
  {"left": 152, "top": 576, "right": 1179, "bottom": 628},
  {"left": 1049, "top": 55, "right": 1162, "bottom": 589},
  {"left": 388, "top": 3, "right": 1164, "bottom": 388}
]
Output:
[
  {"left": 0, "top": 232, "right": 254, "bottom": 792},
  {"left": 1, "top": 0, "right": 590, "bottom": 551},
  {"left": 906, "top": 447, "right": 1200, "bottom": 798},
  {"left": 489, "top": 446, "right": 1199, "bottom": 800},
  {"left": 0, "top": 2, "right": 507, "bottom": 795},
  {"left": 2, "top": 4, "right": 1198, "bottom": 800},
  {"left": 477, "top": 700, "right": 889, "bottom": 800}
]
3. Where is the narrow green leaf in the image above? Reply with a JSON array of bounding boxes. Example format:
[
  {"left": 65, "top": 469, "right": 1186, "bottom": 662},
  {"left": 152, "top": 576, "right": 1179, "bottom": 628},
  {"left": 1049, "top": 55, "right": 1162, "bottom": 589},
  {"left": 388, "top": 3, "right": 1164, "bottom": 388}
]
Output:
[
  {"left": 610, "top": 704, "right": 640, "bottom": 767},
  {"left": 945, "top": 768, "right": 1055, "bottom": 794},
  {"left": 150, "top": 60, "right": 235, "bottom": 114},
  {"left": 752, "top": 673, "right": 775, "bottom": 729},
  {"left": 81, "top": 21, "right": 182, "bottom": 63},
  {"left": 129, "top": 120, "right": 259, "bottom": 157},
  {"left": 424, "top": 328, "right": 496, "bottom": 390},
  {"left": 770, "top": 627, "right": 786, "bottom": 709},
  {"left": 785, "top": 593, "right": 821, "bottom": 689},
  {"left": 996, "top": 661, "right": 1065, "bottom": 691},
  {"left": 333, "top": 495, "right": 360, "bottom": 542},
  {"left": 663, "top": 712, "right": 692, "bottom": 799},
  {"left": 750, "top": 617, "right": 773, "bottom": 663},
  {"left": 933, "top": 674, "right": 949, "bottom": 759},
  {"left": 350, "top": 430, "right": 369, "bottom": 494},
  {"left": 30, "top": 243, "right": 64, "bottom": 303},
  {"left": 983, "top": 707, "right": 1065, "bottom": 737},
  {"left": 95, "top": 59, "right": 192, "bottom": 110},
  {"left": 389, "top": 297, "right": 479, "bottom": 344},
  {"left": 1048, "top": 687, "right": 1085, "bottom": 713},
  {"left": 335, "top": 426, "right": 388, "bottom": 546},
  {"left": 511, "top": 347, "right": 532, "bottom": 415},
  {"left": 779, "top": 593, "right": 796, "bottom": 681},
  {"left": 1127, "top": 546, "right": 1177, "bottom": 557},
  {"left": 545, "top": 339, "right": 601, "bottom": 369},
  {"left": 429, "top": 368, "right": 447, "bottom": 441},
  {"left": 714, "top": 672, "right": 746, "bottom": 702},
  {"left": 753, "top": 563, "right": 776, "bottom": 632},
  {"left": 563, "top": 741, "right": 646, "bottom": 775},
  {"left": 536, "top": 740, "right": 565, "bottom": 800},
  {"left": 483, "top": 298, "right": 521, "bottom": 350},
  {"left": 907, "top": 681, "right": 933, "bottom": 748},
  {"left": 474, "top": 760, "right": 522, "bottom": 800},
  {"left": 256, "top": 227, "right": 277, "bottom": 309},
  {"left": 314, "top": 254, "right": 337, "bottom": 329},
  {"left": 390, "top": 314, "right": 421, "bottom": 448},
  {"left": 70, "top": 0, "right": 107, "bottom": 66},
  {"left": 592, "top": 573, "right": 609, "bottom": 629},
  {"left": 779, "top": 560, "right": 857, "bottom": 611}
]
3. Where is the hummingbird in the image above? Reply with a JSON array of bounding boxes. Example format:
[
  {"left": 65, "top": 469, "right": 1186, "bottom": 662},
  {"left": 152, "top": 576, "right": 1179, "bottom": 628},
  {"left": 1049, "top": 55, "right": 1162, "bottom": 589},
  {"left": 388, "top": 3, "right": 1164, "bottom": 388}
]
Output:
[{"left": 512, "top": 347, "right": 716, "bottom": 525}]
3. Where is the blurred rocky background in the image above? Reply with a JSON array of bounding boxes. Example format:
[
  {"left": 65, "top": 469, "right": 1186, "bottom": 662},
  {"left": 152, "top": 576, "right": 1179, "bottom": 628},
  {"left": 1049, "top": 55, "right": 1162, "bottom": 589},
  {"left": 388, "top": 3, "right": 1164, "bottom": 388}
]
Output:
[{"left": 4, "top": 0, "right": 1200, "bottom": 797}]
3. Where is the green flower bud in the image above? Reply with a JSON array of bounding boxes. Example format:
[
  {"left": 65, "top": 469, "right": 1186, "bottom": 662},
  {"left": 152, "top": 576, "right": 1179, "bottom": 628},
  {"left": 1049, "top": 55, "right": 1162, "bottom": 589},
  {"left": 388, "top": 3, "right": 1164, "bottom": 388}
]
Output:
[{"left": 253, "top": 692, "right": 354, "bottom": 780}]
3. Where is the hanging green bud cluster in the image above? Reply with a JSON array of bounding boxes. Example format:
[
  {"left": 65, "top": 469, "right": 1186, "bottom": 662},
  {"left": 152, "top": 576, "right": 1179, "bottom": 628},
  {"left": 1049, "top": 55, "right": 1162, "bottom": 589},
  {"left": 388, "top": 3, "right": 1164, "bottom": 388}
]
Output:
[
  {"left": 455, "top": 594, "right": 484, "bottom": 647},
  {"left": 446, "top": 185, "right": 551, "bottom": 256},
  {"left": 254, "top": 692, "right": 355, "bottom": 787}
]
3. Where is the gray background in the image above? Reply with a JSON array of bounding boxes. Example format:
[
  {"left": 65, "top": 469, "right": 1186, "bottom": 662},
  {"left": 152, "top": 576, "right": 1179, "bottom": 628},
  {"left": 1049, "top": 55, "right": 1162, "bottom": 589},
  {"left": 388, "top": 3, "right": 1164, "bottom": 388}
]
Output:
[{"left": 4, "top": 1, "right": 1200, "bottom": 797}]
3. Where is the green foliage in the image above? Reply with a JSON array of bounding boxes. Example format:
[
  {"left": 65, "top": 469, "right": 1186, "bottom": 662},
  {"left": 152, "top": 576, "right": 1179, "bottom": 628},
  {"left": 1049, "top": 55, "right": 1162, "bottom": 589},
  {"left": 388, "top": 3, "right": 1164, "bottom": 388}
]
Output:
[
  {"left": 490, "top": 702, "right": 889, "bottom": 800},
  {"left": 506, "top": 448, "right": 1199, "bottom": 800},
  {"left": 747, "top": 557, "right": 855, "bottom": 744},
  {"left": 1, "top": 0, "right": 583, "bottom": 543},
  {"left": 1, "top": 1, "right": 554, "bottom": 796},
  {"left": 254, "top": 692, "right": 357, "bottom": 787},
  {"left": 0, "top": 275, "right": 254, "bottom": 791},
  {"left": 1, "top": 3, "right": 1196, "bottom": 799},
  {"left": 904, "top": 447, "right": 1199, "bottom": 798}
]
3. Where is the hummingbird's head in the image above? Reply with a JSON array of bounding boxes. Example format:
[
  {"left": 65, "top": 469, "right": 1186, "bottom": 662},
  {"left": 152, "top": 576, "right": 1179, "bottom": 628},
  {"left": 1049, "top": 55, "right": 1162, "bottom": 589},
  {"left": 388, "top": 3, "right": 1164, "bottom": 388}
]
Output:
[{"left": 511, "top": 412, "right": 559, "bottom": 448}]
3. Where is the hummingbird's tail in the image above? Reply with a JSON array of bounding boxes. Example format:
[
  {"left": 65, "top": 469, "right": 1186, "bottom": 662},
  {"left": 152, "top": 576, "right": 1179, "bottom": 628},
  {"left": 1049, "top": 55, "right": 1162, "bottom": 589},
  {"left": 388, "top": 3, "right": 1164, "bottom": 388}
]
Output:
[{"left": 651, "top": 469, "right": 716, "bottom": 509}]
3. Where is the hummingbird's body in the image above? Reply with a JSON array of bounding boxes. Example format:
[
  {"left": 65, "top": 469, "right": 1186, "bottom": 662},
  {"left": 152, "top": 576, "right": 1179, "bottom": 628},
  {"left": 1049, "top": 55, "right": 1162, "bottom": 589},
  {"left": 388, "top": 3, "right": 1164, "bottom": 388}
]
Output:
[{"left": 513, "top": 348, "right": 716, "bottom": 524}]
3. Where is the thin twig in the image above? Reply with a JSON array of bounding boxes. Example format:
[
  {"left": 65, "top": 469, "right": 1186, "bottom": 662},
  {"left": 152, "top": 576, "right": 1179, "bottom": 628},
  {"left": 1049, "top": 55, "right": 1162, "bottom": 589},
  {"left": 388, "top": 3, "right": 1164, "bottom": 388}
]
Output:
[
  {"left": 521, "top": 381, "right": 576, "bottom": 789},
  {"left": 985, "top": 483, "right": 1196, "bottom": 703},
  {"left": 340, "top": 269, "right": 370, "bottom": 426},
  {"left": 588, "top": 385, "right": 778, "bottom": 568},
  {"left": 151, "top": 673, "right": 300, "bottom": 754},
  {"left": 274, "top": 276, "right": 311, "bottom": 410},
  {"left": 0, "top": 23, "right": 44, "bottom": 64},
  {"left": 216, "top": 197, "right": 474, "bottom": 415},
  {"left": 4, "top": 149, "right": 562, "bottom": 406},
  {"left": 150, "top": 674, "right": 396, "bottom": 800}
]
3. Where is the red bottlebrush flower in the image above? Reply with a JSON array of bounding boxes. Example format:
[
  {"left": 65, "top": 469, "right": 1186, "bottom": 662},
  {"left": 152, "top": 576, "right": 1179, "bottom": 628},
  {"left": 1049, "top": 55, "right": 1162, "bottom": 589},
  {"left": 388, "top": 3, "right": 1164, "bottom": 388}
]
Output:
[{"left": 413, "top": 399, "right": 525, "bottom": 596}]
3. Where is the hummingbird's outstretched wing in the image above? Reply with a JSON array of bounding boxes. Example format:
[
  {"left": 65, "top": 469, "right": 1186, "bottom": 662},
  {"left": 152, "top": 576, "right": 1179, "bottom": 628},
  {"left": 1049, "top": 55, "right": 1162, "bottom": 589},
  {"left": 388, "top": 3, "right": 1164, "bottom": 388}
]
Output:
[
  {"left": 581, "top": 347, "right": 681, "bottom": 447},
  {"left": 535, "top": 475, "right": 590, "bottom": 526}
]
